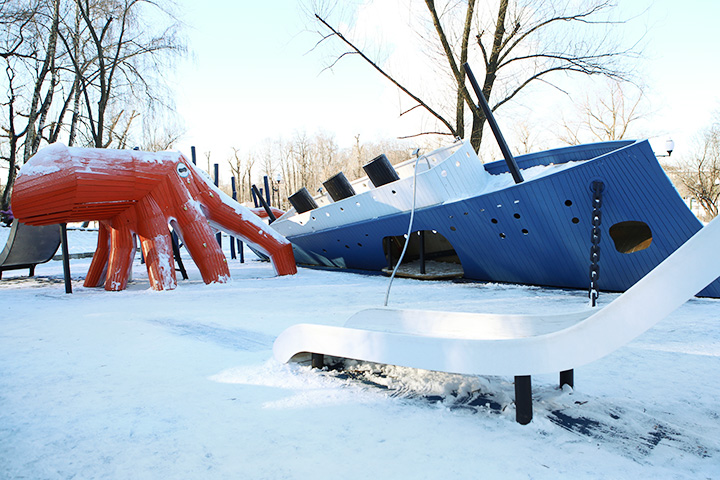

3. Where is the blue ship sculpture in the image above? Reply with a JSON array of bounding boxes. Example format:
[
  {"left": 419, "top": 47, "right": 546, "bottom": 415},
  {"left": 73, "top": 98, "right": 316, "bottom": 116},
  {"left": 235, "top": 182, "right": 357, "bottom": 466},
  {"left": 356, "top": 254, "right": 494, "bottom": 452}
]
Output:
[{"left": 270, "top": 65, "right": 720, "bottom": 298}]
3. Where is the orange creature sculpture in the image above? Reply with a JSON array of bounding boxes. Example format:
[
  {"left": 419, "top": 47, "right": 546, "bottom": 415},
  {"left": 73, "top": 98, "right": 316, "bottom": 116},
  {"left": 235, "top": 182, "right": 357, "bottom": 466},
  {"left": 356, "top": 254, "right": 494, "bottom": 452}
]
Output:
[{"left": 11, "top": 144, "right": 297, "bottom": 291}]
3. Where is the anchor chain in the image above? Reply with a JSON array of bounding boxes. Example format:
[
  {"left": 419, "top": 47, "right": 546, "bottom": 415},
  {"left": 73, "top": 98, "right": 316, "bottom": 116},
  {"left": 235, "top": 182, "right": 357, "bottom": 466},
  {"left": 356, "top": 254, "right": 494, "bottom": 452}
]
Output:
[{"left": 589, "top": 181, "right": 604, "bottom": 307}]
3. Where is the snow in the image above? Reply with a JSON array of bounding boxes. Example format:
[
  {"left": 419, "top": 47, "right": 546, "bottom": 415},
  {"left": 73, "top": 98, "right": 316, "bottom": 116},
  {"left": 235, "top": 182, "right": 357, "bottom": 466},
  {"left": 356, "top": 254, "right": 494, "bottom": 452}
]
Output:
[{"left": 1, "top": 226, "right": 719, "bottom": 479}]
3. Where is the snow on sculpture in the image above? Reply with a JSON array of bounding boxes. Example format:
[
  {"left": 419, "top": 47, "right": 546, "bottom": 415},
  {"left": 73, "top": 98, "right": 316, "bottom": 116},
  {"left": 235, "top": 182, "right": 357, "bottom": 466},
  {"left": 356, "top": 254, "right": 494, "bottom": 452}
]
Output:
[{"left": 11, "top": 143, "right": 297, "bottom": 291}]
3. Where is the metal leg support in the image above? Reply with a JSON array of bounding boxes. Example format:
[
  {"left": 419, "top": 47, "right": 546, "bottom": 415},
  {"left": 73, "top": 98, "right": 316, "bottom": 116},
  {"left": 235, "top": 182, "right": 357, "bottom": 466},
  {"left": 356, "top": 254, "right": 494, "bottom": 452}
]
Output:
[
  {"left": 514, "top": 375, "right": 533, "bottom": 425},
  {"left": 311, "top": 353, "right": 324, "bottom": 369},
  {"left": 60, "top": 223, "right": 72, "bottom": 294},
  {"left": 560, "top": 369, "right": 574, "bottom": 389}
]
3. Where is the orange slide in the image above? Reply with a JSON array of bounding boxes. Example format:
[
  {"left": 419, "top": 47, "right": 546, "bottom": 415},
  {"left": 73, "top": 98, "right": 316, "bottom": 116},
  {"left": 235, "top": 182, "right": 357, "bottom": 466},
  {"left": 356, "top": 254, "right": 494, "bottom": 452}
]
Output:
[{"left": 11, "top": 144, "right": 296, "bottom": 291}]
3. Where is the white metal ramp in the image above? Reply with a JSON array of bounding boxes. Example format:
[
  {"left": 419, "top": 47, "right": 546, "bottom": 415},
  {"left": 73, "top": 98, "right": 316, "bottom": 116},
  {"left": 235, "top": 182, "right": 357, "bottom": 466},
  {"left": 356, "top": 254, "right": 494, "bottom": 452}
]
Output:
[{"left": 274, "top": 216, "right": 720, "bottom": 423}]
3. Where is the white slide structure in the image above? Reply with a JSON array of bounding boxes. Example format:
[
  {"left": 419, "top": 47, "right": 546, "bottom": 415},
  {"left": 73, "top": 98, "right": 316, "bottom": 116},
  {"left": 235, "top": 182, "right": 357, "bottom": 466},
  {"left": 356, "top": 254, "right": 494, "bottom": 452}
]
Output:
[{"left": 273, "top": 216, "right": 720, "bottom": 423}]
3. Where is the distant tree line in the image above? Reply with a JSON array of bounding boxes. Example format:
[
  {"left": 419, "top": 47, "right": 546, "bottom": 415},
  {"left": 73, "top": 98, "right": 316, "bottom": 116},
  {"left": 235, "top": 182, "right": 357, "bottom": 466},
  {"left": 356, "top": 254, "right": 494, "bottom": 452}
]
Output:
[{"left": 226, "top": 132, "right": 415, "bottom": 210}]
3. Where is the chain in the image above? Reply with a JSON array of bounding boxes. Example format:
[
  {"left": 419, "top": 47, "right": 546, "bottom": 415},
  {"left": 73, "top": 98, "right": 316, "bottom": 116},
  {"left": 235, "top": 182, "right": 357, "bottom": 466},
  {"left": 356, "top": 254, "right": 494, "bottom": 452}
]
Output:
[{"left": 589, "top": 181, "right": 604, "bottom": 307}]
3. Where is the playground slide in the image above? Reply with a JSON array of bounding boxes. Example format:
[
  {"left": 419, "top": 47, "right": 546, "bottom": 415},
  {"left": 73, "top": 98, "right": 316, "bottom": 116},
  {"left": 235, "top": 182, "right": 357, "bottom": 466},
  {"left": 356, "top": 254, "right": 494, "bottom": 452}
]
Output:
[
  {"left": 12, "top": 144, "right": 296, "bottom": 291},
  {"left": 274, "top": 215, "right": 720, "bottom": 376}
]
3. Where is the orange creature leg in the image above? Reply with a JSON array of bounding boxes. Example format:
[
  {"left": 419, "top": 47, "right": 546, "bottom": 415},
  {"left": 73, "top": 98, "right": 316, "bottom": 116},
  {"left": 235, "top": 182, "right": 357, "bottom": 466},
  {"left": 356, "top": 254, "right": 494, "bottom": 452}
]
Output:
[
  {"left": 174, "top": 200, "right": 230, "bottom": 284},
  {"left": 135, "top": 195, "right": 177, "bottom": 291},
  {"left": 85, "top": 222, "right": 111, "bottom": 287},
  {"left": 105, "top": 216, "right": 137, "bottom": 291}
]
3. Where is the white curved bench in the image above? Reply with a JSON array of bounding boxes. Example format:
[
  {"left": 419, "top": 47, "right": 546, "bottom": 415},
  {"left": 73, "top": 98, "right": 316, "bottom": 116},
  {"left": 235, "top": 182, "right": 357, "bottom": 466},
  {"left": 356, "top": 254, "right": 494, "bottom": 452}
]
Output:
[{"left": 274, "top": 216, "right": 720, "bottom": 424}]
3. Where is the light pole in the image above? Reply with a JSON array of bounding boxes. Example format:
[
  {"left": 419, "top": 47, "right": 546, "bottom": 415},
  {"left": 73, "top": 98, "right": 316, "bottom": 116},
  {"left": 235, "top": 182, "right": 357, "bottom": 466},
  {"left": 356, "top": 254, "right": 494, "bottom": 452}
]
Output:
[
  {"left": 272, "top": 172, "right": 282, "bottom": 208},
  {"left": 657, "top": 138, "right": 675, "bottom": 157}
]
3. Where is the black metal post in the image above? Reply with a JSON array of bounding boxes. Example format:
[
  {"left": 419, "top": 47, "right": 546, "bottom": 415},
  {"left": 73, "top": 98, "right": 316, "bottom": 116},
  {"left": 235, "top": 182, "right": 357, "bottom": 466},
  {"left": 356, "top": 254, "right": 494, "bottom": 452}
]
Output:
[
  {"left": 263, "top": 175, "right": 271, "bottom": 207},
  {"left": 252, "top": 184, "right": 276, "bottom": 223},
  {"left": 230, "top": 177, "right": 237, "bottom": 260},
  {"left": 560, "top": 369, "right": 574, "bottom": 389},
  {"left": 419, "top": 231, "right": 426, "bottom": 275},
  {"left": 463, "top": 63, "right": 523, "bottom": 184},
  {"left": 60, "top": 223, "right": 72, "bottom": 294},
  {"left": 213, "top": 164, "right": 221, "bottom": 248},
  {"left": 251, "top": 187, "right": 259, "bottom": 208},
  {"left": 191, "top": 146, "right": 197, "bottom": 165},
  {"left": 171, "top": 230, "right": 189, "bottom": 280},
  {"left": 514, "top": 375, "right": 533, "bottom": 425},
  {"left": 386, "top": 237, "right": 394, "bottom": 269}
]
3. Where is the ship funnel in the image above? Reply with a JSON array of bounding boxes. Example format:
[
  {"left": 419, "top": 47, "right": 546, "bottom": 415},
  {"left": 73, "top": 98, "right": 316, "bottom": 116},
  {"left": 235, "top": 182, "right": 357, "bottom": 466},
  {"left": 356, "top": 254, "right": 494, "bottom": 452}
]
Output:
[
  {"left": 322, "top": 172, "right": 356, "bottom": 201},
  {"left": 363, "top": 154, "right": 400, "bottom": 187},
  {"left": 288, "top": 187, "right": 319, "bottom": 214}
]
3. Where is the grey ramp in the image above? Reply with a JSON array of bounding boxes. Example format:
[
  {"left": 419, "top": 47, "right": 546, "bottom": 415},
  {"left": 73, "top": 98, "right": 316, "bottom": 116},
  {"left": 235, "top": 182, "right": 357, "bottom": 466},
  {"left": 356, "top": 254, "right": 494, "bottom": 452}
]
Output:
[{"left": 0, "top": 220, "right": 61, "bottom": 278}]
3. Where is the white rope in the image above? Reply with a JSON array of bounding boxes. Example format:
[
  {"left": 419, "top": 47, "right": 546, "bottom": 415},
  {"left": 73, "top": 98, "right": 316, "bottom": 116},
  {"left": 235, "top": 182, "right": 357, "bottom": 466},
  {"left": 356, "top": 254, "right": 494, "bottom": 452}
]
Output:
[{"left": 383, "top": 154, "right": 421, "bottom": 306}]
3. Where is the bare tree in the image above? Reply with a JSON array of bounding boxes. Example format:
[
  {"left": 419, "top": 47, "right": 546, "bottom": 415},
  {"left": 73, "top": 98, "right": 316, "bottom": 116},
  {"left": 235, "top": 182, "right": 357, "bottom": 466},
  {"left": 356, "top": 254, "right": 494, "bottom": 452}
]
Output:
[
  {"left": 675, "top": 120, "right": 720, "bottom": 220},
  {"left": 0, "top": 0, "right": 186, "bottom": 208},
  {"left": 0, "top": 0, "right": 58, "bottom": 208},
  {"left": 559, "top": 79, "right": 646, "bottom": 145},
  {"left": 312, "top": 0, "right": 639, "bottom": 151},
  {"left": 64, "top": 0, "right": 185, "bottom": 148}
]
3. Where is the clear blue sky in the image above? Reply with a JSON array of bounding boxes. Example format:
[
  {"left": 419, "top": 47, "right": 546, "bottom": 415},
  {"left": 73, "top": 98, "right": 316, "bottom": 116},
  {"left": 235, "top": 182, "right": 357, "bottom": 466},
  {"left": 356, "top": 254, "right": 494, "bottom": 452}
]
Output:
[{"left": 172, "top": 0, "right": 720, "bottom": 169}]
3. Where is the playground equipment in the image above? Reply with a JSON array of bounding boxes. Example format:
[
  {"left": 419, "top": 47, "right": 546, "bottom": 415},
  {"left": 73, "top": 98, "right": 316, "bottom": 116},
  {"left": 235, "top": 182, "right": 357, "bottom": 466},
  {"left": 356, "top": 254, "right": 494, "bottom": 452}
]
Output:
[
  {"left": 274, "top": 215, "right": 720, "bottom": 424},
  {"left": 11, "top": 143, "right": 296, "bottom": 291},
  {"left": 0, "top": 220, "right": 61, "bottom": 279}
]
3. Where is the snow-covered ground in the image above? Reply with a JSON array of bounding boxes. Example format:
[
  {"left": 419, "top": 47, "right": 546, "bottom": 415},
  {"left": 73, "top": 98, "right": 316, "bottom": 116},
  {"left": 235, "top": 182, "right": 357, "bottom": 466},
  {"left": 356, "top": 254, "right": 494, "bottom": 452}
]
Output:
[{"left": 1, "top": 226, "right": 719, "bottom": 479}]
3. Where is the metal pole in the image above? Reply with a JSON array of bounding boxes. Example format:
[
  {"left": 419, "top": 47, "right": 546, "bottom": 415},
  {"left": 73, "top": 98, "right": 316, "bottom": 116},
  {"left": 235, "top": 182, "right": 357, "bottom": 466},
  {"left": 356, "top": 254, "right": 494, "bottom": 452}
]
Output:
[
  {"left": 230, "top": 177, "right": 237, "bottom": 260},
  {"left": 213, "top": 163, "right": 221, "bottom": 248},
  {"left": 60, "top": 223, "right": 72, "bottom": 294},
  {"left": 419, "top": 231, "right": 426, "bottom": 275},
  {"left": 263, "top": 175, "right": 271, "bottom": 207},
  {"left": 463, "top": 63, "right": 523, "bottom": 184},
  {"left": 252, "top": 184, "right": 276, "bottom": 223},
  {"left": 191, "top": 146, "right": 197, "bottom": 165}
]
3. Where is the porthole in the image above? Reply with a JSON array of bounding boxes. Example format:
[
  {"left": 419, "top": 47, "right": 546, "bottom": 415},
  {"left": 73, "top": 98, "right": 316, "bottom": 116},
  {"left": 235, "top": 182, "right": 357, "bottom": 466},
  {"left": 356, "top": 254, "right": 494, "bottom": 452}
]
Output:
[
  {"left": 450, "top": 226, "right": 457, "bottom": 231},
  {"left": 565, "top": 200, "right": 573, "bottom": 207},
  {"left": 522, "top": 229, "right": 529, "bottom": 235},
  {"left": 499, "top": 233, "right": 506, "bottom": 239},
  {"left": 609, "top": 221, "right": 652, "bottom": 253},
  {"left": 572, "top": 217, "right": 580, "bottom": 224},
  {"left": 514, "top": 213, "right": 521, "bottom": 219},
  {"left": 491, "top": 218, "right": 498, "bottom": 224}
]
